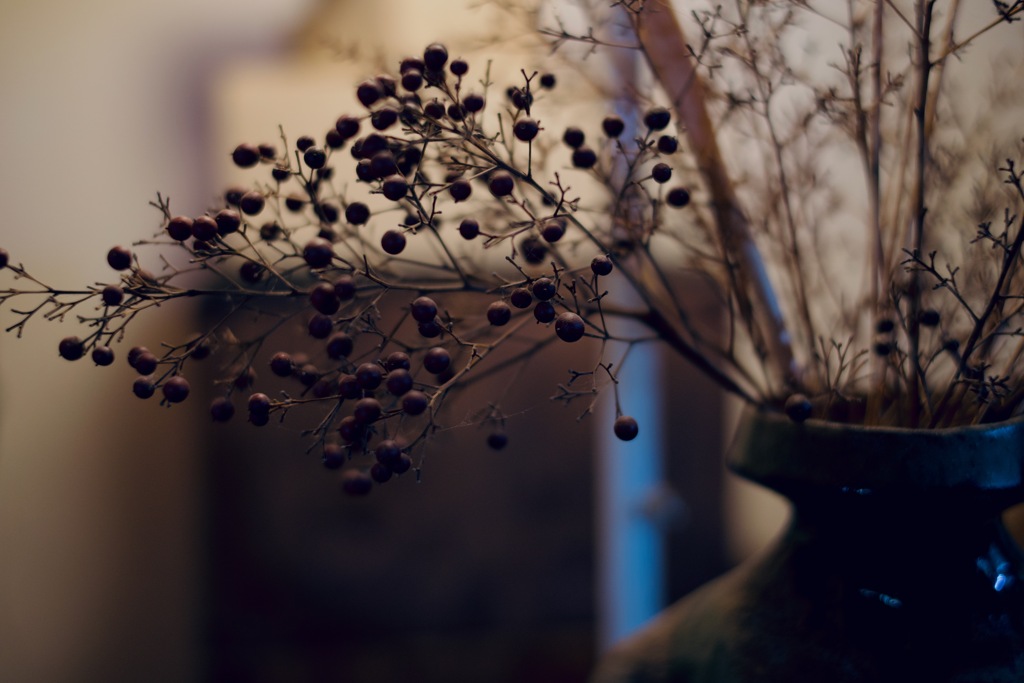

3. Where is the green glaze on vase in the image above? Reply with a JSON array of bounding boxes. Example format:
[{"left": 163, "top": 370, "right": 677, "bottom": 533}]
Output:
[{"left": 591, "top": 410, "right": 1024, "bottom": 682}]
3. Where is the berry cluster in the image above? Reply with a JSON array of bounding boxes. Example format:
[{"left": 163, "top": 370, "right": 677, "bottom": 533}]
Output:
[{"left": 1, "top": 41, "right": 695, "bottom": 495}]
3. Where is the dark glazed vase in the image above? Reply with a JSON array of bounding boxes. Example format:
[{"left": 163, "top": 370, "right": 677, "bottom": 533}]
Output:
[{"left": 591, "top": 410, "right": 1024, "bottom": 682}]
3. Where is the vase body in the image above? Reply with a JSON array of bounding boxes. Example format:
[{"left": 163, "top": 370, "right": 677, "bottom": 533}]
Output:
[{"left": 591, "top": 410, "right": 1024, "bottom": 682}]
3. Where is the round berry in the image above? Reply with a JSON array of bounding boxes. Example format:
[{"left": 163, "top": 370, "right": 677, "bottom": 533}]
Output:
[
  {"left": 323, "top": 444, "right": 345, "bottom": 470},
  {"left": 449, "top": 179, "right": 472, "bottom": 202},
  {"left": 411, "top": 296, "right": 438, "bottom": 323},
  {"left": 0, "top": 248, "right": 8, "bottom": 269},
  {"left": 381, "top": 175, "right": 408, "bottom": 202},
  {"left": 356, "top": 80, "right": 382, "bottom": 108},
  {"left": 371, "top": 462, "right": 393, "bottom": 484},
  {"left": 338, "top": 416, "right": 364, "bottom": 443},
  {"left": 234, "top": 367, "right": 256, "bottom": 389},
  {"left": 423, "top": 43, "right": 449, "bottom": 71},
  {"left": 614, "top": 415, "right": 639, "bottom": 441},
  {"left": 513, "top": 118, "right": 539, "bottom": 142},
  {"left": 572, "top": 146, "right": 597, "bottom": 169},
  {"left": 335, "top": 116, "right": 360, "bottom": 140},
  {"left": 487, "top": 433, "right": 508, "bottom": 450},
  {"left": 509, "top": 287, "right": 533, "bottom": 309},
  {"left": 459, "top": 218, "right": 480, "bottom": 240},
  {"left": 385, "top": 351, "right": 411, "bottom": 371},
  {"left": 921, "top": 310, "right": 941, "bottom": 327},
  {"left": 424, "top": 100, "right": 446, "bottom": 119},
  {"left": 296, "top": 136, "right": 315, "bottom": 152},
  {"left": 133, "top": 351, "right": 158, "bottom": 376},
  {"left": 215, "top": 209, "right": 241, "bottom": 235},
  {"left": 240, "top": 261, "right": 264, "bottom": 283},
  {"left": 532, "top": 277, "right": 556, "bottom": 301},
  {"left": 463, "top": 93, "right": 485, "bottom": 113},
  {"left": 225, "top": 186, "right": 246, "bottom": 206},
  {"left": 541, "top": 219, "right": 565, "bottom": 243},
  {"left": 520, "top": 236, "right": 548, "bottom": 265},
  {"left": 308, "top": 314, "right": 333, "bottom": 339},
  {"left": 270, "top": 352, "right": 292, "bottom": 377},
  {"left": 489, "top": 171, "right": 515, "bottom": 197},
  {"left": 133, "top": 377, "right": 156, "bottom": 399},
  {"left": 338, "top": 374, "right": 361, "bottom": 400},
  {"left": 106, "top": 246, "right": 132, "bottom": 271},
  {"left": 353, "top": 397, "right": 382, "bottom": 423},
  {"left": 784, "top": 394, "right": 813, "bottom": 422},
  {"left": 375, "top": 439, "right": 402, "bottom": 466},
  {"left": 345, "top": 202, "right": 371, "bottom": 225},
  {"left": 563, "top": 127, "right": 585, "bottom": 148},
  {"left": 602, "top": 116, "right": 625, "bottom": 138},
  {"left": 231, "top": 143, "right": 260, "bottom": 168},
  {"left": 876, "top": 318, "right": 896, "bottom": 334},
  {"left": 666, "top": 187, "right": 691, "bottom": 208},
  {"left": 381, "top": 230, "right": 407, "bottom": 255},
  {"left": 401, "top": 70, "right": 423, "bottom": 91},
  {"left": 91, "top": 345, "right": 114, "bottom": 366},
  {"left": 356, "top": 362, "right": 384, "bottom": 390},
  {"left": 657, "top": 135, "right": 679, "bottom": 154},
  {"left": 210, "top": 397, "right": 235, "bottom": 422},
  {"left": 325, "top": 129, "right": 345, "bottom": 149},
  {"left": 386, "top": 368, "right": 414, "bottom": 396},
  {"left": 533, "top": 301, "right": 556, "bottom": 323},
  {"left": 423, "top": 347, "right": 451, "bottom": 375},
  {"left": 418, "top": 321, "right": 443, "bottom": 338},
  {"left": 162, "top": 376, "right": 191, "bottom": 403},
  {"left": 392, "top": 453, "right": 413, "bottom": 474},
  {"left": 303, "top": 147, "right": 327, "bottom": 169},
  {"left": 450, "top": 58, "right": 469, "bottom": 76},
  {"left": 591, "top": 255, "right": 614, "bottom": 276},
  {"left": 554, "top": 312, "right": 585, "bottom": 342},
  {"left": 334, "top": 275, "right": 356, "bottom": 301},
  {"left": 402, "top": 390, "right": 429, "bottom": 415},
  {"left": 272, "top": 165, "right": 291, "bottom": 182},
  {"left": 509, "top": 87, "right": 532, "bottom": 111},
  {"left": 191, "top": 216, "right": 218, "bottom": 241},
  {"left": 259, "top": 222, "right": 282, "bottom": 241},
  {"left": 873, "top": 341, "right": 893, "bottom": 356},
  {"left": 644, "top": 107, "right": 671, "bottom": 131},
  {"left": 487, "top": 301, "right": 512, "bottom": 326},
  {"left": 284, "top": 194, "right": 306, "bottom": 212},
  {"left": 310, "top": 282, "right": 340, "bottom": 314},
  {"left": 539, "top": 73, "right": 556, "bottom": 89},
  {"left": 371, "top": 107, "right": 399, "bottom": 131},
  {"left": 341, "top": 470, "right": 373, "bottom": 496},
  {"left": 326, "top": 332, "right": 354, "bottom": 359},
  {"left": 303, "top": 238, "right": 334, "bottom": 269},
  {"left": 127, "top": 346, "right": 149, "bottom": 369},
  {"left": 651, "top": 163, "right": 672, "bottom": 184},
  {"left": 166, "top": 216, "right": 193, "bottom": 241},
  {"left": 239, "top": 191, "right": 265, "bottom": 216},
  {"left": 400, "top": 57, "right": 425, "bottom": 74},
  {"left": 101, "top": 285, "right": 124, "bottom": 306}
]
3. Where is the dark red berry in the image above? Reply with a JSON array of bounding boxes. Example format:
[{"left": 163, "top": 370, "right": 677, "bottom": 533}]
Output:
[
  {"left": 356, "top": 80, "right": 382, "bottom": 107},
  {"left": 270, "top": 352, "right": 292, "bottom": 377},
  {"left": 225, "top": 186, "right": 246, "bottom": 206},
  {"left": 308, "top": 314, "right": 333, "bottom": 339},
  {"left": 297, "top": 363, "right": 320, "bottom": 387},
  {"left": 381, "top": 230, "right": 407, "bottom": 255},
  {"left": 303, "top": 238, "right": 334, "bottom": 268},
  {"left": 385, "top": 352, "right": 411, "bottom": 371},
  {"left": 784, "top": 394, "right": 813, "bottom": 422},
  {"left": 215, "top": 209, "right": 241, "bottom": 235},
  {"left": 166, "top": 216, "right": 193, "bottom": 241},
  {"left": 341, "top": 470, "right": 373, "bottom": 496},
  {"left": 400, "top": 57, "right": 425, "bottom": 74},
  {"left": 423, "top": 43, "right": 449, "bottom": 71},
  {"left": 555, "top": 312, "right": 585, "bottom": 342},
  {"left": 463, "top": 93, "right": 485, "bottom": 113},
  {"left": 450, "top": 58, "right": 469, "bottom": 76},
  {"left": 402, "top": 390, "right": 429, "bottom": 415},
  {"left": 651, "top": 163, "right": 672, "bottom": 184},
  {"left": 303, "top": 147, "right": 327, "bottom": 169},
  {"left": 418, "top": 321, "right": 443, "bottom": 338},
  {"left": 510, "top": 288, "right": 533, "bottom": 309},
  {"left": 107, "top": 246, "right": 132, "bottom": 271},
  {"left": 162, "top": 376, "right": 190, "bottom": 403},
  {"left": 191, "top": 216, "right": 218, "bottom": 241},
  {"left": 239, "top": 191, "right": 265, "bottom": 216},
  {"left": 353, "top": 397, "right": 382, "bottom": 423},
  {"left": 449, "top": 179, "right": 472, "bottom": 202},
  {"left": 371, "top": 462, "right": 393, "bottom": 483},
  {"left": 513, "top": 118, "right": 539, "bottom": 142},
  {"left": 459, "top": 218, "right": 480, "bottom": 240},
  {"left": 133, "top": 351, "right": 158, "bottom": 375},
  {"left": 240, "top": 261, "right": 264, "bottom": 283},
  {"left": 127, "top": 346, "right": 148, "bottom": 369},
  {"left": 657, "top": 135, "right": 679, "bottom": 154},
  {"left": 509, "top": 87, "right": 532, "bottom": 111},
  {"left": 284, "top": 194, "right": 306, "bottom": 212},
  {"left": 532, "top": 277, "right": 556, "bottom": 301},
  {"left": 338, "top": 374, "right": 361, "bottom": 400},
  {"left": 392, "top": 453, "right": 413, "bottom": 474},
  {"left": 133, "top": 377, "right": 156, "bottom": 399},
  {"left": 423, "top": 347, "right": 451, "bottom": 375},
  {"left": 614, "top": 415, "right": 639, "bottom": 441},
  {"left": 375, "top": 439, "right": 402, "bottom": 466},
  {"left": 411, "top": 296, "right": 438, "bottom": 323},
  {"left": 386, "top": 368, "right": 413, "bottom": 396},
  {"left": 489, "top": 171, "right": 515, "bottom": 197},
  {"left": 326, "top": 332, "right": 354, "bottom": 360},
  {"left": 309, "top": 282, "right": 340, "bottom": 314},
  {"left": 876, "top": 318, "right": 896, "bottom": 334},
  {"left": 921, "top": 310, "right": 941, "bottom": 327},
  {"left": 644, "top": 107, "right": 671, "bottom": 131},
  {"left": 271, "top": 165, "right": 291, "bottom": 182},
  {"left": 401, "top": 70, "right": 423, "bottom": 91},
  {"left": 534, "top": 301, "right": 555, "bottom": 323},
  {"left": 487, "top": 301, "right": 512, "bottom": 326},
  {"left": 572, "top": 146, "right": 597, "bottom": 169},
  {"left": 91, "top": 346, "right": 114, "bottom": 366},
  {"left": 424, "top": 100, "right": 446, "bottom": 119},
  {"left": 591, "top": 255, "right": 614, "bottom": 276},
  {"left": 335, "top": 116, "right": 360, "bottom": 140},
  {"left": 231, "top": 143, "right": 260, "bottom": 168},
  {"left": 259, "top": 222, "right": 282, "bottom": 241},
  {"left": 334, "top": 275, "right": 356, "bottom": 300},
  {"left": 667, "top": 187, "right": 691, "bottom": 207},
  {"left": 325, "top": 129, "right": 344, "bottom": 149},
  {"left": 345, "top": 202, "right": 370, "bottom": 225},
  {"left": 355, "top": 362, "right": 383, "bottom": 390},
  {"left": 563, "top": 127, "right": 585, "bottom": 148},
  {"left": 541, "top": 218, "right": 565, "bottom": 243},
  {"left": 381, "top": 175, "right": 408, "bottom": 202},
  {"left": 210, "top": 397, "right": 235, "bottom": 422},
  {"left": 521, "top": 236, "right": 548, "bottom": 265},
  {"left": 874, "top": 341, "right": 893, "bottom": 356},
  {"left": 323, "top": 444, "right": 345, "bottom": 470},
  {"left": 371, "top": 107, "right": 400, "bottom": 131},
  {"left": 233, "top": 367, "right": 256, "bottom": 389},
  {"left": 101, "top": 285, "right": 124, "bottom": 306},
  {"left": 602, "top": 116, "right": 625, "bottom": 138},
  {"left": 539, "top": 73, "right": 556, "bottom": 89}
]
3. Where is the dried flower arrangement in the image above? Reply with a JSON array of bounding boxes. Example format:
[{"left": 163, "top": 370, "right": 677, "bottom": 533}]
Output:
[{"left": 2, "top": 0, "right": 1023, "bottom": 495}]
